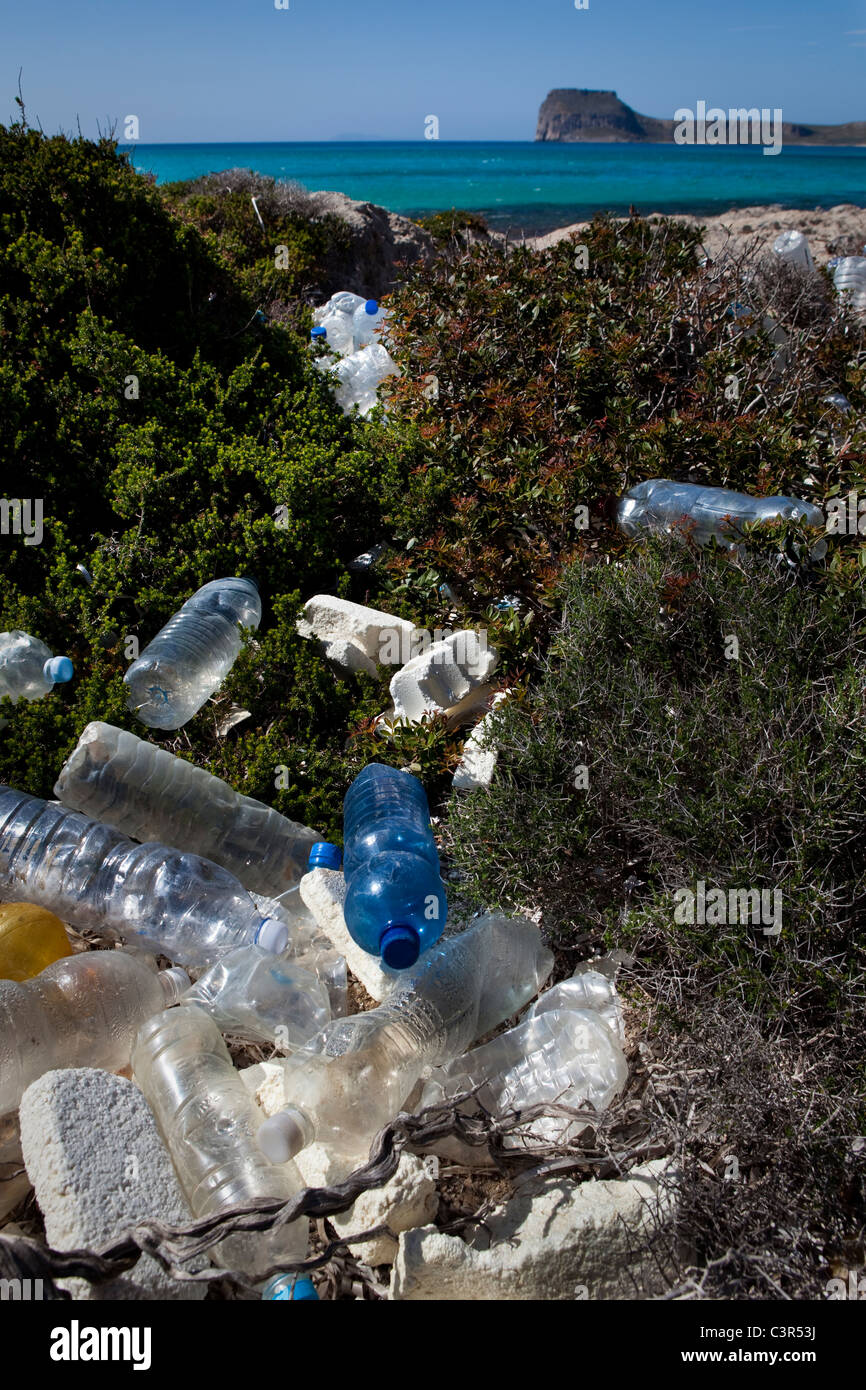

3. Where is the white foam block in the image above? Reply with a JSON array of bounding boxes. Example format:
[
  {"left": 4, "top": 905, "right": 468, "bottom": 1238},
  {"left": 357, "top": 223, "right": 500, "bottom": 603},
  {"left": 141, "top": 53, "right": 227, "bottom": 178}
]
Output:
[{"left": 19, "top": 1068, "right": 207, "bottom": 1300}]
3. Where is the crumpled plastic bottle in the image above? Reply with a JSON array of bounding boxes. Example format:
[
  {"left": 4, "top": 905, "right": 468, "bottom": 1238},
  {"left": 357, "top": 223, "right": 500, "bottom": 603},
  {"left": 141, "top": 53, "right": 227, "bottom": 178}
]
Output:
[
  {"left": 257, "top": 913, "right": 554, "bottom": 1166},
  {"left": 181, "top": 945, "right": 332, "bottom": 1050},
  {"left": 419, "top": 968, "right": 628, "bottom": 1151},
  {"left": 0, "top": 951, "right": 188, "bottom": 1115}
]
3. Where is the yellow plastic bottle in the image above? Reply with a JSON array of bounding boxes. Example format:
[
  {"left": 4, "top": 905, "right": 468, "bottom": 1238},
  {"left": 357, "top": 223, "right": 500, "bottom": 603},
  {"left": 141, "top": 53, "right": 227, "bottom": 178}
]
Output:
[{"left": 0, "top": 903, "right": 74, "bottom": 982}]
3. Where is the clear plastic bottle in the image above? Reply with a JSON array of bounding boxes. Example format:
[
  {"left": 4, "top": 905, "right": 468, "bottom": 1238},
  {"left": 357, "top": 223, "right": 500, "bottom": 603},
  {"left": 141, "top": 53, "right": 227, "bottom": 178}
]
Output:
[
  {"left": 772, "top": 230, "right": 814, "bottom": 273},
  {"left": 124, "top": 577, "right": 261, "bottom": 730},
  {"left": 0, "top": 902, "right": 73, "bottom": 982},
  {"left": 181, "top": 945, "right": 331, "bottom": 1049},
  {"left": 351, "top": 299, "right": 390, "bottom": 350},
  {"left": 317, "top": 312, "right": 355, "bottom": 356},
  {"left": 833, "top": 257, "right": 866, "bottom": 297},
  {"left": 258, "top": 913, "right": 554, "bottom": 1165},
  {"left": 0, "top": 786, "right": 289, "bottom": 969},
  {"left": 54, "top": 722, "right": 319, "bottom": 905},
  {"left": 0, "top": 951, "right": 188, "bottom": 1115},
  {"left": 317, "top": 344, "right": 399, "bottom": 417},
  {"left": 617, "top": 479, "right": 826, "bottom": 555},
  {"left": 419, "top": 1000, "right": 628, "bottom": 1151},
  {"left": 132, "top": 1004, "right": 308, "bottom": 1279},
  {"left": 312, "top": 763, "right": 447, "bottom": 969},
  {"left": 313, "top": 291, "right": 367, "bottom": 325},
  {"left": 0, "top": 632, "right": 73, "bottom": 709},
  {"left": 527, "top": 967, "right": 625, "bottom": 1041}
]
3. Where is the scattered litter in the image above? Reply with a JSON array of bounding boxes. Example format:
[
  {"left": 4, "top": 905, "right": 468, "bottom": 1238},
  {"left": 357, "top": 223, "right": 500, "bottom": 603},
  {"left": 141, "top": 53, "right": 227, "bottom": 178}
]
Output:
[
  {"left": 0, "top": 952, "right": 188, "bottom": 1115},
  {"left": 257, "top": 914, "right": 553, "bottom": 1168},
  {"left": 0, "top": 902, "right": 73, "bottom": 981},
  {"left": 132, "top": 1004, "right": 308, "bottom": 1280},
  {"left": 0, "top": 631, "right": 73, "bottom": 715},
  {"left": 772, "top": 229, "right": 814, "bottom": 272},
  {"left": 0, "top": 785, "right": 289, "bottom": 968}
]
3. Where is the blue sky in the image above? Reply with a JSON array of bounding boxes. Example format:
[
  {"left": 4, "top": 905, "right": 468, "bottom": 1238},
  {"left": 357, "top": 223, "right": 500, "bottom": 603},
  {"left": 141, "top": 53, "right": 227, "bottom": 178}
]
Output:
[{"left": 2, "top": 0, "right": 864, "bottom": 141}]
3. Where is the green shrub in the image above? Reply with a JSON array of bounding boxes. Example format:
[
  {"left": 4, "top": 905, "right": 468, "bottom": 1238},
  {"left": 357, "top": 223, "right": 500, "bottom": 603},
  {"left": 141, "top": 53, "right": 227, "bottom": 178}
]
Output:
[{"left": 446, "top": 535, "right": 866, "bottom": 1013}]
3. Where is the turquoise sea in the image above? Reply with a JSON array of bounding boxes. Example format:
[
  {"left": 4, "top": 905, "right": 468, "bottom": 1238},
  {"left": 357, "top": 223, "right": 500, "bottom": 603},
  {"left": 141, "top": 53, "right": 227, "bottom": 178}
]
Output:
[{"left": 122, "top": 141, "right": 866, "bottom": 235}]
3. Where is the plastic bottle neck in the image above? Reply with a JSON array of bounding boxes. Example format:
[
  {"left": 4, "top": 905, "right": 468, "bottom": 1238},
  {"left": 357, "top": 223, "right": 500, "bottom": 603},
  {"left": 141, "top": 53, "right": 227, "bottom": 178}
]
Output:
[{"left": 158, "top": 967, "right": 191, "bottom": 1005}]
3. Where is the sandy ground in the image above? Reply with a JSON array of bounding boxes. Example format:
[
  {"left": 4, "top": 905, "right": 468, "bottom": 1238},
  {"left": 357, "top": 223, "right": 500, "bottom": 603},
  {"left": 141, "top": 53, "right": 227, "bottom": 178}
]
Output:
[{"left": 527, "top": 204, "right": 866, "bottom": 261}]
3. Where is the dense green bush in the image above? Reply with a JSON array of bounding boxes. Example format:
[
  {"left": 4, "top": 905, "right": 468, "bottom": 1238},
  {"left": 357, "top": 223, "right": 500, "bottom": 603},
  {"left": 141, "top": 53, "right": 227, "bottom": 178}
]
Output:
[
  {"left": 0, "top": 124, "right": 411, "bottom": 834},
  {"left": 161, "top": 168, "right": 353, "bottom": 315},
  {"left": 446, "top": 536, "right": 865, "bottom": 987}
]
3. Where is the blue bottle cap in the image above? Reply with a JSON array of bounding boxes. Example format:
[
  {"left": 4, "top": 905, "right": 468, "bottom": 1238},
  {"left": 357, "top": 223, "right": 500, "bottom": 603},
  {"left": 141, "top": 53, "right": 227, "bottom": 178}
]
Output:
[
  {"left": 263, "top": 1274, "right": 319, "bottom": 1301},
  {"left": 311, "top": 325, "right": 327, "bottom": 337},
  {"left": 364, "top": 300, "right": 379, "bottom": 315},
  {"left": 380, "top": 924, "right": 420, "bottom": 970},
  {"left": 44, "top": 656, "right": 74, "bottom": 684},
  {"left": 308, "top": 842, "right": 342, "bottom": 871}
]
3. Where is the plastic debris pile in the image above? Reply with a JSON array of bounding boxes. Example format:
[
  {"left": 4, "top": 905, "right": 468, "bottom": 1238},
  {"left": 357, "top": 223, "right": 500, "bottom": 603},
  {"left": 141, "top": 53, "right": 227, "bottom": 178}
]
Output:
[
  {"left": 0, "top": 411, "right": 851, "bottom": 1296},
  {"left": 0, "top": 569, "right": 632, "bottom": 1300},
  {"left": 310, "top": 289, "right": 400, "bottom": 416}
]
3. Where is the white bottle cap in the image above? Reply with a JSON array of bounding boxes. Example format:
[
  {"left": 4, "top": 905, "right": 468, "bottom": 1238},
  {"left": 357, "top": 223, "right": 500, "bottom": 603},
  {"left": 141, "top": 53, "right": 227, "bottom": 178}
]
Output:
[
  {"left": 256, "top": 917, "right": 289, "bottom": 955},
  {"left": 258, "top": 1109, "right": 309, "bottom": 1163}
]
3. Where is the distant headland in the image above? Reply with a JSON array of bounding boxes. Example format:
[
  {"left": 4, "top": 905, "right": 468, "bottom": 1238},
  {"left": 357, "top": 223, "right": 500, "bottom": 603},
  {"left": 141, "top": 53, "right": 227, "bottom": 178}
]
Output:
[{"left": 536, "top": 90, "right": 866, "bottom": 146}]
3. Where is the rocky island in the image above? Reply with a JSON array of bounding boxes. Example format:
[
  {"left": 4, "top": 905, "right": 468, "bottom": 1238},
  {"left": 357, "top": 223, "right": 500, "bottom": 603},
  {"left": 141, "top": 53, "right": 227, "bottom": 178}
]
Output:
[{"left": 536, "top": 89, "right": 866, "bottom": 144}]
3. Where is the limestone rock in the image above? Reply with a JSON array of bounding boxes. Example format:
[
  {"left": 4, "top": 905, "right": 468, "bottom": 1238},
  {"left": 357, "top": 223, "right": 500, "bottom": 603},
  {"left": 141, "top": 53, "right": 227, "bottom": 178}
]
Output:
[
  {"left": 389, "top": 632, "right": 498, "bottom": 724},
  {"left": 391, "top": 1161, "right": 675, "bottom": 1300},
  {"left": 299, "top": 867, "right": 400, "bottom": 1002},
  {"left": 19, "top": 1068, "right": 207, "bottom": 1300},
  {"left": 330, "top": 1153, "right": 438, "bottom": 1265},
  {"left": 452, "top": 690, "right": 511, "bottom": 790},
  {"left": 297, "top": 595, "right": 417, "bottom": 674}
]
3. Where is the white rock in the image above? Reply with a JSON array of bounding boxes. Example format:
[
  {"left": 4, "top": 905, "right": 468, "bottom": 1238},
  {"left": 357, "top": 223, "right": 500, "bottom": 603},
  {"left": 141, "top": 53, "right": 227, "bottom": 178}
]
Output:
[
  {"left": 390, "top": 632, "right": 498, "bottom": 724},
  {"left": 240, "top": 1060, "right": 288, "bottom": 1116},
  {"left": 452, "top": 690, "right": 510, "bottom": 790},
  {"left": 299, "top": 868, "right": 399, "bottom": 1002},
  {"left": 390, "top": 1161, "right": 675, "bottom": 1301},
  {"left": 19, "top": 1068, "right": 207, "bottom": 1300},
  {"left": 322, "top": 638, "right": 377, "bottom": 678},
  {"left": 331, "top": 1153, "right": 438, "bottom": 1265},
  {"left": 297, "top": 595, "right": 417, "bottom": 671}
]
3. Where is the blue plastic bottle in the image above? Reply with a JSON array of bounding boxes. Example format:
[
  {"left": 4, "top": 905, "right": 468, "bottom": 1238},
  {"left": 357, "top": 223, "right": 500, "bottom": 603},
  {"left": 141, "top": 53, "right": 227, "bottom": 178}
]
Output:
[{"left": 311, "top": 763, "right": 446, "bottom": 970}]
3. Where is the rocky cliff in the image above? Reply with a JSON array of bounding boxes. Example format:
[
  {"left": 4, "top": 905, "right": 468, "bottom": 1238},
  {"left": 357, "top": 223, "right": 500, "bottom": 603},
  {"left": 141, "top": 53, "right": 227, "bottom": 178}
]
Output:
[
  {"left": 536, "top": 90, "right": 671, "bottom": 143},
  {"left": 535, "top": 89, "right": 866, "bottom": 145}
]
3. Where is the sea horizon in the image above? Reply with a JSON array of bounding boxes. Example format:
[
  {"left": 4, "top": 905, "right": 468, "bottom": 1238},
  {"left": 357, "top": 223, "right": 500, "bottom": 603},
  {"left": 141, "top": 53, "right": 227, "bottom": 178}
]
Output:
[{"left": 121, "top": 139, "right": 866, "bottom": 236}]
